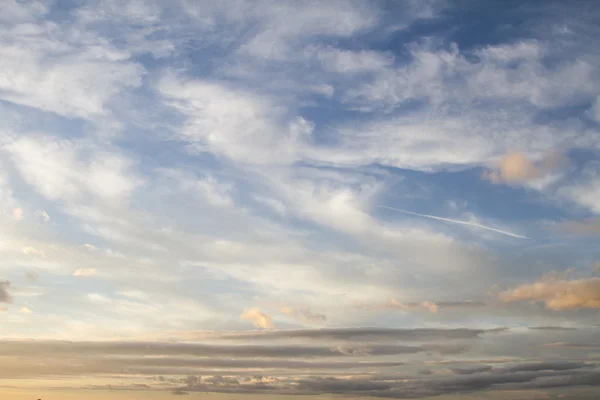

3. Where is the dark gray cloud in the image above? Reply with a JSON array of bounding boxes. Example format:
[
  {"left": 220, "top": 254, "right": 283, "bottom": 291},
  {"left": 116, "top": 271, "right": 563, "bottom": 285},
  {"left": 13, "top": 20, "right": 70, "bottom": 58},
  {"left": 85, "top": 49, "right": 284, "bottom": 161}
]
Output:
[
  {"left": 0, "top": 340, "right": 468, "bottom": 358},
  {"left": 100, "top": 356, "right": 407, "bottom": 370},
  {"left": 0, "top": 281, "right": 11, "bottom": 304},
  {"left": 3, "top": 329, "right": 599, "bottom": 398},
  {"left": 450, "top": 365, "right": 492, "bottom": 375},
  {"left": 529, "top": 326, "right": 578, "bottom": 331},
  {"left": 175, "top": 362, "right": 600, "bottom": 398}
]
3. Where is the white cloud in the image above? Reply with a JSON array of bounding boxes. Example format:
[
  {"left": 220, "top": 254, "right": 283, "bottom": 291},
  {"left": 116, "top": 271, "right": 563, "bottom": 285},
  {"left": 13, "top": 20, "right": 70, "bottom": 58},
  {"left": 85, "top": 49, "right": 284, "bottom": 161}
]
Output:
[
  {"left": 5, "top": 136, "right": 142, "bottom": 202},
  {"left": 234, "top": 0, "right": 379, "bottom": 60},
  {"left": 0, "top": 16, "right": 144, "bottom": 119},
  {"left": 346, "top": 40, "right": 598, "bottom": 111},
  {"left": 159, "top": 74, "right": 312, "bottom": 165}
]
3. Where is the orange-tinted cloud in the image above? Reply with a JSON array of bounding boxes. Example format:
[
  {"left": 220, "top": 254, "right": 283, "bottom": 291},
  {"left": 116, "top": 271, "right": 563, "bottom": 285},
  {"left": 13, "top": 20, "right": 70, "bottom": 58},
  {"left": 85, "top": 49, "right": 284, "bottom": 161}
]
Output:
[
  {"left": 241, "top": 307, "right": 275, "bottom": 329},
  {"left": 484, "top": 151, "right": 566, "bottom": 184},
  {"left": 499, "top": 275, "right": 600, "bottom": 310}
]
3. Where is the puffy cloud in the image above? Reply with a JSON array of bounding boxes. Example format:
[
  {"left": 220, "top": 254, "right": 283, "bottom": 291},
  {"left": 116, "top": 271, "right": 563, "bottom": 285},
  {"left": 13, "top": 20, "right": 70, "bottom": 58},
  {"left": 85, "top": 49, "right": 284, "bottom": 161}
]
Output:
[
  {"left": 241, "top": 307, "right": 275, "bottom": 329},
  {"left": 0, "top": 281, "right": 12, "bottom": 304},
  {"left": 73, "top": 268, "right": 98, "bottom": 277},
  {"left": 499, "top": 275, "right": 600, "bottom": 310}
]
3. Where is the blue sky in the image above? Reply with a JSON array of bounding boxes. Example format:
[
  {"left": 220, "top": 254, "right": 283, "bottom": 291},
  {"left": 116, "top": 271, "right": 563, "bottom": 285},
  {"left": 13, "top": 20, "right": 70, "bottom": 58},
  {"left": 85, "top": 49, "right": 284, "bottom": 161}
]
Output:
[{"left": 0, "top": 0, "right": 600, "bottom": 398}]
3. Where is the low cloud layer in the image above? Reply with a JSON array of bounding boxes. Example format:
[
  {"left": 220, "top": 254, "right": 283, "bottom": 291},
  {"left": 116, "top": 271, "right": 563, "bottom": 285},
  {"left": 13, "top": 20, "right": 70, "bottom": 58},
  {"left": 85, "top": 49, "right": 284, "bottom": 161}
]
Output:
[{"left": 1, "top": 327, "right": 599, "bottom": 397}]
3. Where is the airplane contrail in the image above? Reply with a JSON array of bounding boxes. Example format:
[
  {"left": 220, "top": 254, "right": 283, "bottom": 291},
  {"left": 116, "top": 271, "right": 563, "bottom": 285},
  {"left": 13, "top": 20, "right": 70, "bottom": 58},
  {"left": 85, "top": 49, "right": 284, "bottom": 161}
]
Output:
[{"left": 378, "top": 205, "right": 530, "bottom": 239}]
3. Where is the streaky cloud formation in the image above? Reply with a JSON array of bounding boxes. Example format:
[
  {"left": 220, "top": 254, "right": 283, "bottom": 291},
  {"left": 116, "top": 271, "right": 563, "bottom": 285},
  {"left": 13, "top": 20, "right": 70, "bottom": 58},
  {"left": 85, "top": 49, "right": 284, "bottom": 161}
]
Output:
[{"left": 378, "top": 205, "right": 530, "bottom": 239}]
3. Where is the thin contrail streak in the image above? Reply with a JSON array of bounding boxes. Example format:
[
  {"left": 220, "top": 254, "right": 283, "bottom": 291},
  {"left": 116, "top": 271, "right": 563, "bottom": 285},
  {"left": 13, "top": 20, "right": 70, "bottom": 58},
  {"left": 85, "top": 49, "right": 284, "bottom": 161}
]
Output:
[{"left": 378, "top": 205, "right": 530, "bottom": 239}]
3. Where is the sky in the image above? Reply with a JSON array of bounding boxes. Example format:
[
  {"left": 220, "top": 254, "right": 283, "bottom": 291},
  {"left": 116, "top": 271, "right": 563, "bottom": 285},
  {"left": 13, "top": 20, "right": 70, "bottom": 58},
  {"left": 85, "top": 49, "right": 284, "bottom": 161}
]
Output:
[{"left": 0, "top": 0, "right": 600, "bottom": 398}]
